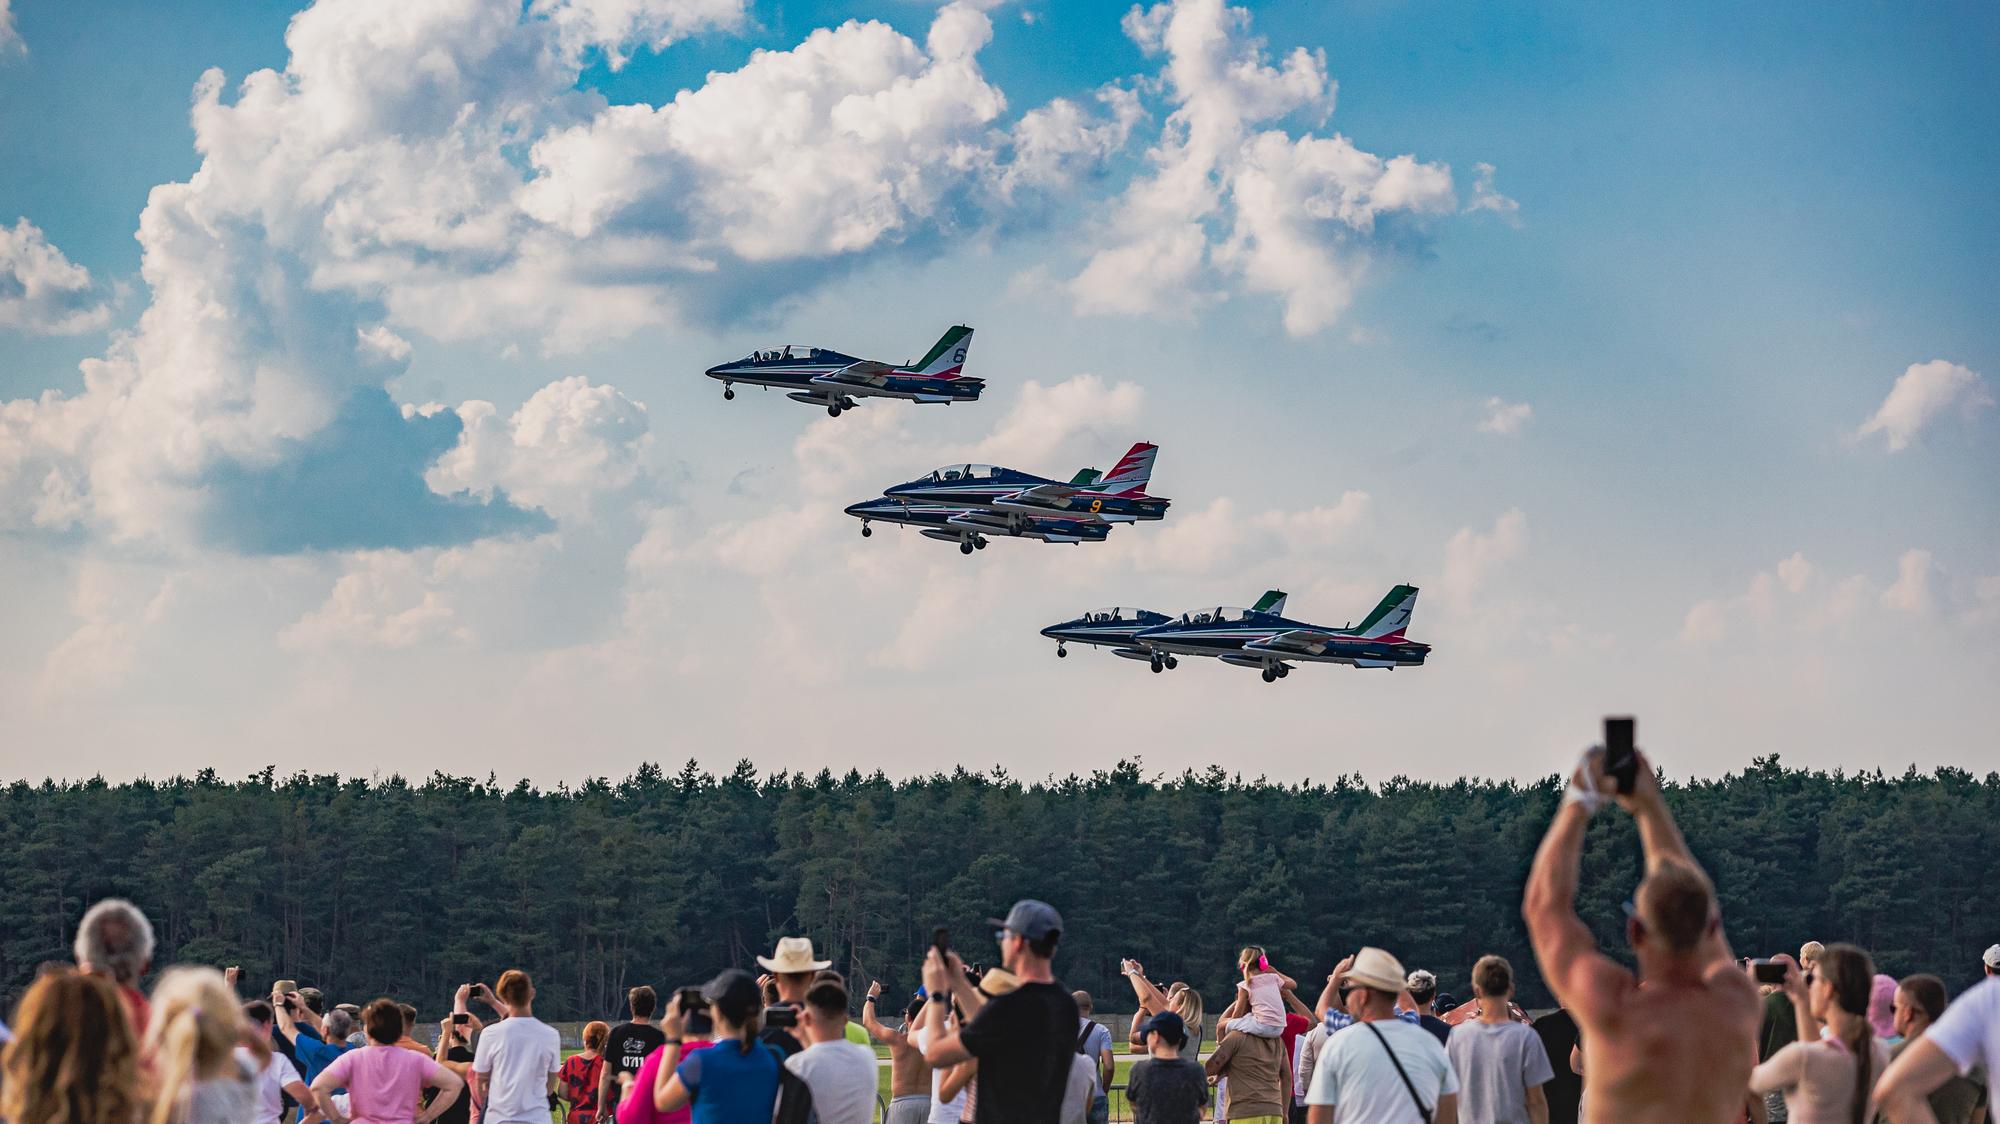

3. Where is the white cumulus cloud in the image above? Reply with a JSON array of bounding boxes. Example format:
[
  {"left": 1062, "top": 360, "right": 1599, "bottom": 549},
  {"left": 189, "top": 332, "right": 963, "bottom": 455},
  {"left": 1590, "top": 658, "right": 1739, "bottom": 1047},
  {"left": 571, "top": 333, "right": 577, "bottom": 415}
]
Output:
[
  {"left": 1438, "top": 508, "right": 1527, "bottom": 605},
  {"left": 1069, "top": 0, "right": 1465, "bottom": 336},
  {"left": 0, "top": 219, "right": 110, "bottom": 335},
  {"left": 1854, "top": 359, "right": 1991, "bottom": 452}
]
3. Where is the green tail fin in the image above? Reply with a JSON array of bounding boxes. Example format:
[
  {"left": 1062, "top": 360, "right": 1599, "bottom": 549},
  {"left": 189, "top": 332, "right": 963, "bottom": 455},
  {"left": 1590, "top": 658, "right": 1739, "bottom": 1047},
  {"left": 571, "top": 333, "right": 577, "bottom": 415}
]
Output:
[{"left": 1068, "top": 468, "right": 1102, "bottom": 486}]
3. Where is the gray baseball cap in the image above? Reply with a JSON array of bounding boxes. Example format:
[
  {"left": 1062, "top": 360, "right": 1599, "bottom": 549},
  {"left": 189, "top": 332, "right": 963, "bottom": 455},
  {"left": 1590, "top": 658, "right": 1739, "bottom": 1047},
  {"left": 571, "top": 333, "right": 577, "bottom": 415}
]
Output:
[
  {"left": 988, "top": 899, "right": 1064, "bottom": 942},
  {"left": 1984, "top": 944, "right": 2000, "bottom": 969}
]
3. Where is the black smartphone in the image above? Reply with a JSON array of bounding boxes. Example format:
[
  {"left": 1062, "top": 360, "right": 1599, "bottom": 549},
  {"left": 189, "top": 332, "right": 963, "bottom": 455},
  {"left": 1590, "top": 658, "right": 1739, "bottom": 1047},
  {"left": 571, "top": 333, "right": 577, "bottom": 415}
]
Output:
[
  {"left": 675, "top": 986, "right": 707, "bottom": 1012},
  {"left": 1604, "top": 716, "right": 1638, "bottom": 795},
  {"left": 452, "top": 1013, "right": 470, "bottom": 1026},
  {"left": 932, "top": 926, "right": 951, "bottom": 961},
  {"left": 1751, "top": 959, "right": 1787, "bottom": 985}
]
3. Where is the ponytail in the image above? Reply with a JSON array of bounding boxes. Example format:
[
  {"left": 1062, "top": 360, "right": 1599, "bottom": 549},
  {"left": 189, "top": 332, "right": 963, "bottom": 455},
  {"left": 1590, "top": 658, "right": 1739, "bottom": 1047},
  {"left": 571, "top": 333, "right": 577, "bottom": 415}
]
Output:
[
  {"left": 737, "top": 1008, "right": 763, "bottom": 1054},
  {"left": 148, "top": 1006, "right": 202, "bottom": 1124},
  {"left": 1818, "top": 944, "right": 1877, "bottom": 1124}
]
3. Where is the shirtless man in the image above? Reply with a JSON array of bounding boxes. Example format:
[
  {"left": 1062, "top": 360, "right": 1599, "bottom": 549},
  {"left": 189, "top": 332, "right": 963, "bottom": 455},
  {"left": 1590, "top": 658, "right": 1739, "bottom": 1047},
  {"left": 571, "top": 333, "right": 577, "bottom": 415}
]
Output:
[
  {"left": 862, "top": 980, "right": 934, "bottom": 1124},
  {"left": 1523, "top": 743, "right": 1761, "bottom": 1124}
]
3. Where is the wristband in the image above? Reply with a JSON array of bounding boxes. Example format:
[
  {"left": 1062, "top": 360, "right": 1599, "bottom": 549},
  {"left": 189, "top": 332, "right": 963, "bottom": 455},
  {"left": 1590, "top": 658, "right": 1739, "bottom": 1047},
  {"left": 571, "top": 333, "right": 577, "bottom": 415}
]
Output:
[
  {"left": 663, "top": 1038, "right": 682, "bottom": 1046},
  {"left": 929, "top": 992, "right": 948, "bottom": 1003}
]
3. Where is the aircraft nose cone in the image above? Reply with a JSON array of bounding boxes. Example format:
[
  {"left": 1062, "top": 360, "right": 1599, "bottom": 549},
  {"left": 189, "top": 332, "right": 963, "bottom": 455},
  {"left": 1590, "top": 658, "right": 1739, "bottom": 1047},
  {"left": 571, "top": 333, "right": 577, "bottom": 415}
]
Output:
[
  {"left": 844, "top": 501, "right": 877, "bottom": 518},
  {"left": 1039, "top": 624, "right": 1064, "bottom": 639},
  {"left": 704, "top": 364, "right": 728, "bottom": 378}
]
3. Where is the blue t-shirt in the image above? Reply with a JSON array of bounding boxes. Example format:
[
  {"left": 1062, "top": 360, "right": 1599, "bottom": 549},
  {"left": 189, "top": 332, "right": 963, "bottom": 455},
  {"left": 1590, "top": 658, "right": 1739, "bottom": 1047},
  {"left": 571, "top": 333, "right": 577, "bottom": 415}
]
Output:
[
  {"left": 291, "top": 1028, "right": 354, "bottom": 1088},
  {"left": 675, "top": 1039, "right": 781, "bottom": 1123},
  {"left": 1078, "top": 1018, "right": 1114, "bottom": 1090}
]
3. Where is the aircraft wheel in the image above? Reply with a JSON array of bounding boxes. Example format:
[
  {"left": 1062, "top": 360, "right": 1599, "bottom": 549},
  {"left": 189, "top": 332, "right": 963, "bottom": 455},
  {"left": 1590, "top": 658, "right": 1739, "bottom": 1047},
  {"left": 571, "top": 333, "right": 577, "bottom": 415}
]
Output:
[
  {"left": 1164, "top": 656, "right": 1179, "bottom": 670},
  {"left": 1276, "top": 665, "right": 1289, "bottom": 678},
  {"left": 1261, "top": 668, "right": 1277, "bottom": 683},
  {"left": 960, "top": 541, "right": 974, "bottom": 555},
  {"left": 860, "top": 524, "right": 872, "bottom": 538},
  {"left": 723, "top": 386, "right": 735, "bottom": 401},
  {"left": 827, "top": 402, "right": 842, "bottom": 417},
  {"left": 1150, "top": 658, "right": 1163, "bottom": 674},
  {"left": 974, "top": 538, "right": 987, "bottom": 550},
  {"left": 1056, "top": 646, "right": 1067, "bottom": 659}
]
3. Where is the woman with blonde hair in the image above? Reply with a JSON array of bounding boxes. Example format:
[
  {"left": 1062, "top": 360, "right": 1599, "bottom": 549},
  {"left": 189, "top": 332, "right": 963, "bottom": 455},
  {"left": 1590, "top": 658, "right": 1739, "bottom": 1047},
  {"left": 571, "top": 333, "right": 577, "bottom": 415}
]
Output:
[
  {"left": 1, "top": 968, "right": 144, "bottom": 1124},
  {"left": 144, "top": 966, "right": 257, "bottom": 1124},
  {"left": 1120, "top": 960, "right": 1204, "bottom": 1061}
]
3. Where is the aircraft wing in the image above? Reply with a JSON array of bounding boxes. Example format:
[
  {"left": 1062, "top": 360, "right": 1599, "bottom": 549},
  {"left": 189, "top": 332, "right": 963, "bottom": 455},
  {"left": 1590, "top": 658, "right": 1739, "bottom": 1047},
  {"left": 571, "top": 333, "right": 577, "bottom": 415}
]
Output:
[
  {"left": 1246, "top": 629, "right": 1341, "bottom": 655},
  {"left": 812, "top": 360, "right": 898, "bottom": 388},
  {"left": 1003, "top": 484, "right": 1082, "bottom": 506}
]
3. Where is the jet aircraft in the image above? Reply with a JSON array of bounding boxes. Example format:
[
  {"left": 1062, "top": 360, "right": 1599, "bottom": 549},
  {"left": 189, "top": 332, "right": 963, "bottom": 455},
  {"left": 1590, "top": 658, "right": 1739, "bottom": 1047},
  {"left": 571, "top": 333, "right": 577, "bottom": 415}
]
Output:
[
  {"left": 1040, "top": 591, "right": 1289, "bottom": 672},
  {"left": 845, "top": 471, "right": 1111, "bottom": 554},
  {"left": 704, "top": 326, "right": 980, "bottom": 416},
  {"left": 882, "top": 442, "right": 1169, "bottom": 524},
  {"left": 1133, "top": 585, "right": 1428, "bottom": 682}
]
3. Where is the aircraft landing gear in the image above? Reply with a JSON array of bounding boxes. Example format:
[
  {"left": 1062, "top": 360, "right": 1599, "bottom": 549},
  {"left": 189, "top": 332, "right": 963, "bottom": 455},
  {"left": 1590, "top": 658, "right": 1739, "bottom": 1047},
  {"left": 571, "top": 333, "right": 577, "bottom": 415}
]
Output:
[
  {"left": 827, "top": 401, "right": 842, "bottom": 417},
  {"left": 722, "top": 384, "right": 734, "bottom": 400},
  {"left": 860, "top": 523, "right": 872, "bottom": 538},
  {"left": 1056, "top": 644, "right": 1067, "bottom": 658},
  {"left": 1164, "top": 656, "right": 1179, "bottom": 670},
  {"left": 1261, "top": 667, "right": 1278, "bottom": 683},
  {"left": 1150, "top": 656, "right": 1164, "bottom": 673},
  {"left": 973, "top": 538, "right": 987, "bottom": 550}
]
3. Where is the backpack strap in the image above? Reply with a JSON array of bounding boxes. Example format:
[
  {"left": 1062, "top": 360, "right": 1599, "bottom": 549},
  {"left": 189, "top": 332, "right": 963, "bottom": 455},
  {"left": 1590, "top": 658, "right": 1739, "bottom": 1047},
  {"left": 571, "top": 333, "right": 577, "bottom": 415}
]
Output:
[
  {"left": 1077, "top": 1020, "right": 1096, "bottom": 1053},
  {"left": 1361, "top": 1021, "right": 1433, "bottom": 1124}
]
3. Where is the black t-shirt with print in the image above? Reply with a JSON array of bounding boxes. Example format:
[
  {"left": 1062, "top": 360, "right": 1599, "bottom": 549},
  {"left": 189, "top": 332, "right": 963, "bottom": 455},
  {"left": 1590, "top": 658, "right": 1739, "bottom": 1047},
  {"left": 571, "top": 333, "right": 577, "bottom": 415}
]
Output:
[{"left": 600, "top": 1021, "right": 667, "bottom": 1112}]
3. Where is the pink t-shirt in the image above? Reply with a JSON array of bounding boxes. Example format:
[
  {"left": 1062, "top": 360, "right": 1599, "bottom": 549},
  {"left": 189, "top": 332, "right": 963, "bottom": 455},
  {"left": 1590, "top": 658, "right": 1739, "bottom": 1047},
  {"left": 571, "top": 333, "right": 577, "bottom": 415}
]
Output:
[
  {"left": 1242, "top": 973, "right": 1284, "bottom": 1026},
  {"left": 322, "top": 1044, "right": 445, "bottom": 1124},
  {"left": 616, "top": 1040, "right": 714, "bottom": 1124}
]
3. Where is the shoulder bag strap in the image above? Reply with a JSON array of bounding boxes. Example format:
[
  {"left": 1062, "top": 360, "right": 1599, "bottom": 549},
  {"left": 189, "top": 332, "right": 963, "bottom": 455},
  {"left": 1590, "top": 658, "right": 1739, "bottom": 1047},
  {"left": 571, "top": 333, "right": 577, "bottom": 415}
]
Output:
[{"left": 1361, "top": 1021, "right": 1433, "bottom": 1124}]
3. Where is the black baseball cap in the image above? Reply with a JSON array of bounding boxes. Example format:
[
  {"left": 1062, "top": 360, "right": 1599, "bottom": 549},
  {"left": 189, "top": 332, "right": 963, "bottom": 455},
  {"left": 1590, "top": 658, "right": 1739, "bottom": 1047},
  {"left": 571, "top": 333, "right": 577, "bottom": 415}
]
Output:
[
  {"left": 1137, "top": 1010, "right": 1186, "bottom": 1046},
  {"left": 987, "top": 899, "right": 1063, "bottom": 942},
  {"left": 703, "top": 969, "right": 762, "bottom": 1015}
]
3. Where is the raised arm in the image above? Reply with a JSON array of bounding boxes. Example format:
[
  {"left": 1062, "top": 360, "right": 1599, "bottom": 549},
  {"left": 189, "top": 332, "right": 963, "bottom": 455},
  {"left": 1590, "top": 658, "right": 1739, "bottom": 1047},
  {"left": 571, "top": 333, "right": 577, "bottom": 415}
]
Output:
[
  {"left": 1523, "top": 752, "right": 1634, "bottom": 1024},
  {"left": 1122, "top": 960, "right": 1171, "bottom": 1015},
  {"left": 862, "top": 981, "right": 909, "bottom": 1048},
  {"left": 919, "top": 950, "right": 976, "bottom": 1068},
  {"left": 1282, "top": 986, "right": 1315, "bottom": 1020},
  {"left": 1315, "top": 955, "right": 1355, "bottom": 1021},
  {"left": 1617, "top": 750, "right": 1738, "bottom": 969}
]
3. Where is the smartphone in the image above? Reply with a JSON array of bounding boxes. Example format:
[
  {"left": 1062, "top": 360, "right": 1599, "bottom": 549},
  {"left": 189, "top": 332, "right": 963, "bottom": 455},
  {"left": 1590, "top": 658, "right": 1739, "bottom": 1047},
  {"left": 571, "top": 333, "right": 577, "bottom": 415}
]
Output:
[
  {"left": 452, "top": 1013, "right": 470, "bottom": 1026},
  {"left": 1603, "top": 716, "right": 1638, "bottom": 795},
  {"left": 1751, "top": 959, "right": 1788, "bottom": 985},
  {"left": 675, "top": 986, "right": 707, "bottom": 1012},
  {"left": 932, "top": 926, "right": 951, "bottom": 961}
]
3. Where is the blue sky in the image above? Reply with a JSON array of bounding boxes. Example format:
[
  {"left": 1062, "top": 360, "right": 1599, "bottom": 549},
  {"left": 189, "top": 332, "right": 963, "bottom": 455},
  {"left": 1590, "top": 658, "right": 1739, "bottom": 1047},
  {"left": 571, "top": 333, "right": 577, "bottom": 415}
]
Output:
[{"left": 0, "top": 0, "right": 1994, "bottom": 784}]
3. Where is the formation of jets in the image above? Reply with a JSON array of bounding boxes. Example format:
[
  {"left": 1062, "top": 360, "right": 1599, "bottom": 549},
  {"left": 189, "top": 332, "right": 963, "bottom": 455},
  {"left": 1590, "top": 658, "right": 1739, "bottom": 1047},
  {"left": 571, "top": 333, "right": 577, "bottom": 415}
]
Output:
[
  {"left": 1041, "top": 586, "right": 1428, "bottom": 683},
  {"left": 846, "top": 441, "right": 1167, "bottom": 554},
  {"left": 703, "top": 326, "right": 1434, "bottom": 682}
]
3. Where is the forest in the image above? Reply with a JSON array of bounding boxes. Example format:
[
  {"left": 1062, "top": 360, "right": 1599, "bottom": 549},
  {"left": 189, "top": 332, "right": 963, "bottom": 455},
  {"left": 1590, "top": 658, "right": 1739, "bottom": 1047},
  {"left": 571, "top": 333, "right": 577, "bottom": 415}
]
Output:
[{"left": 2, "top": 757, "right": 1995, "bottom": 1020}]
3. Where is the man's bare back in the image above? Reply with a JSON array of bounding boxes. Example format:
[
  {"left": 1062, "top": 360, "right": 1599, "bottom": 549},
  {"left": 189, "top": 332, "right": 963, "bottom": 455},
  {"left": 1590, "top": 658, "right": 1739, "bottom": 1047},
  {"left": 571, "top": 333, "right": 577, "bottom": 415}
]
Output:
[
  {"left": 1525, "top": 743, "right": 1761, "bottom": 1124},
  {"left": 1575, "top": 969, "right": 1760, "bottom": 1124}
]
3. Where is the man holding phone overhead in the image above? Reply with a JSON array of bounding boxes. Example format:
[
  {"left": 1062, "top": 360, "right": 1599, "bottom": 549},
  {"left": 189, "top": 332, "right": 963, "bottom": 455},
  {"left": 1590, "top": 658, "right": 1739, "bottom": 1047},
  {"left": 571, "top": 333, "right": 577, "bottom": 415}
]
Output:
[{"left": 1522, "top": 718, "right": 1762, "bottom": 1124}]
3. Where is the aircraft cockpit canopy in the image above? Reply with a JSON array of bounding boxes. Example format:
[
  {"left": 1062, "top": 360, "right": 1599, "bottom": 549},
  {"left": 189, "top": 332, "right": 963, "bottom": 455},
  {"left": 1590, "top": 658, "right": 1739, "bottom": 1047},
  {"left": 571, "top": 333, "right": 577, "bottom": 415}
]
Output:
[
  {"left": 743, "top": 345, "right": 820, "bottom": 362},
  {"left": 1182, "top": 606, "right": 1250, "bottom": 625},
  {"left": 1083, "top": 607, "right": 1143, "bottom": 623},
  {"left": 927, "top": 464, "right": 1000, "bottom": 483}
]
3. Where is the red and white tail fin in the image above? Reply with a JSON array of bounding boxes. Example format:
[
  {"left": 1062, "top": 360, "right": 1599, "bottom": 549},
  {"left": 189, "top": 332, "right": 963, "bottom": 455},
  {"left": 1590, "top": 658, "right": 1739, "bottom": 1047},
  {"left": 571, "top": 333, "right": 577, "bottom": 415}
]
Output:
[{"left": 1098, "top": 442, "right": 1158, "bottom": 495}]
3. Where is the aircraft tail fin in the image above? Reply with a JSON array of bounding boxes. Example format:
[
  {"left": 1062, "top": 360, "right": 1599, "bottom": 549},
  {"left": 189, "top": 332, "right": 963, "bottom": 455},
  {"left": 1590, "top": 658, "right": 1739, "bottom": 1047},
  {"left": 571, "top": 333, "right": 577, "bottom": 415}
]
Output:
[
  {"left": 902, "top": 325, "right": 973, "bottom": 378},
  {"left": 1067, "top": 468, "right": 1102, "bottom": 487},
  {"left": 1251, "top": 589, "right": 1288, "bottom": 615},
  {"left": 1353, "top": 584, "right": 1419, "bottom": 640},
  {"left": 1098, "top": 442, "right": 1158, "bottom": 495}
]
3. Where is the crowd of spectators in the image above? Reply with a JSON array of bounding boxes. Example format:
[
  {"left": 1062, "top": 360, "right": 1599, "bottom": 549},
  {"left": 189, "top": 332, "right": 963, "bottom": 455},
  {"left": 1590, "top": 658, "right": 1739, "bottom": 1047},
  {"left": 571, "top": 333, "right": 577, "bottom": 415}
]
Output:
[{"left": 1, "top": 744, "right": 1995, "bottom": 1123}]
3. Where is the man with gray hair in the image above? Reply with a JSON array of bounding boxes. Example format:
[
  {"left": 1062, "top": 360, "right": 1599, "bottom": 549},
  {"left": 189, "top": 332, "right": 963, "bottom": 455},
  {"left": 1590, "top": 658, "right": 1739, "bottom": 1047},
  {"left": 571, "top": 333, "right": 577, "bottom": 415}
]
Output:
[
  {"left": 74, "top": 897, "right": 155, "bottom": 1036},
  {"left": 277, "top": 996, "right": 357, "bottom": 1091}
]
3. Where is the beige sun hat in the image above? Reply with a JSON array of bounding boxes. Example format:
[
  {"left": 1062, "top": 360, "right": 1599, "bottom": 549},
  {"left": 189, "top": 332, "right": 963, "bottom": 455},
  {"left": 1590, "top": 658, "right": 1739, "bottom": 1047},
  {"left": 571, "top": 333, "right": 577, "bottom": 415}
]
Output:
[
  {"left": 1345, "top": 947, "right": 1408, "bottom": 993},
  {"left": 757, "top": 936, "right": 831, "bottom": 974}
]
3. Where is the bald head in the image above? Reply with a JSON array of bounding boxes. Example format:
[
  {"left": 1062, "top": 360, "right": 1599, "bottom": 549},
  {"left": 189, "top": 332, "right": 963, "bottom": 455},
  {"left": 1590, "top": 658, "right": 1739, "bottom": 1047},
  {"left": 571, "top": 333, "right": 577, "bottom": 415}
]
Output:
[{"left": 1635, "top": 860, "right": 1717, "bottom": 953}]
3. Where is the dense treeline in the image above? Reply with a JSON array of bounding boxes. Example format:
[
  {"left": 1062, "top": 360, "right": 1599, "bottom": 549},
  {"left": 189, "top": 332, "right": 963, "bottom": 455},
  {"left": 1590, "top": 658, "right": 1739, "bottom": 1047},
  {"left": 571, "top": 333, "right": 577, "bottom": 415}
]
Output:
[{"left": 3, "top": 758, "right": 1996, "bottom": 1022}]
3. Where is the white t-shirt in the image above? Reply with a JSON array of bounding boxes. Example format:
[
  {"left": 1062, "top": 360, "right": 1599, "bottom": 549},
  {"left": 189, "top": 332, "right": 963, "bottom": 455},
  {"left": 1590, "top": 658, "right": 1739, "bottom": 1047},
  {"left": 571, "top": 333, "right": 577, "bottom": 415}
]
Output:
[
  {"left": 1058, "top": 1053, "right": 1094, "bottom": 1124},
  {"left": 1445, "top": 1020, "right": 1554, "bottom": 1124},
  {"left": 471, "top": 1015, "right": 562, "bottom": 1123},
  {"left": 239, "top": 1046, "right": 302, "bottom": 1124},
  {"left": 785, "top": 1038, "right": 880, "bottom": 1124},
  {"left": 1930, "top": 976, "right": 2000, "bottom": 1079},
  {"left": 911, "top": 1025, "right": 966, "bottom": 1124},
  {"left": 1306, "top": 1017, "right": 1459, "bottom": 1124}
]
